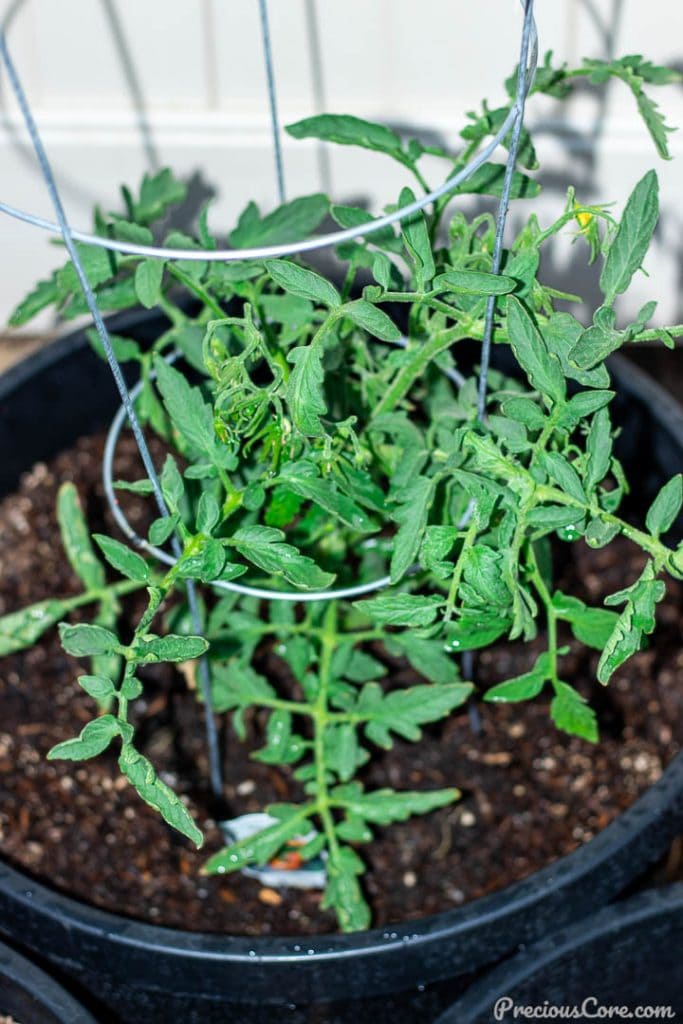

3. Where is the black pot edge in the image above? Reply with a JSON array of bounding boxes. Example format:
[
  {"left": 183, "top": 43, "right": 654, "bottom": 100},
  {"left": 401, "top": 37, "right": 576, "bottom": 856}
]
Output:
[
  {"left": 435, "top": 882, "right": 683, "bottom": 1023},
  {"left": 0, "top": 325, "right": 682, "bottom": 1000},
  {"left": 0, "top": 937, "right": 97, "bottom": 1024}
]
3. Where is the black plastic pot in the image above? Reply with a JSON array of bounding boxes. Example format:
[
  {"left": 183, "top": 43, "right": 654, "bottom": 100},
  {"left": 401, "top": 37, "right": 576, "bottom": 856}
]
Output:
[
  {"left": 1, "top": 312, "right": 683, "bottom": 1024},
  {"left": 436, "top": 883, "right": 683, "bottom": 1023},
  {"left": 0, "top": 938, "right": 96, "bottom": 1024}
]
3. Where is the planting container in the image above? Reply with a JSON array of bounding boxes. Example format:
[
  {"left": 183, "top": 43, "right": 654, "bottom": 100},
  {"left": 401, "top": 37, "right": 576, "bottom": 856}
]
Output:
[
  {"left": 0, "top": 311, "right": 682, "bottom": 1023},
  {"left": 0, "top": 938, "right": 96, "bottom": 1024},
  {"left": 436, "top": 883, "right": 683, "bottom": 1023}
]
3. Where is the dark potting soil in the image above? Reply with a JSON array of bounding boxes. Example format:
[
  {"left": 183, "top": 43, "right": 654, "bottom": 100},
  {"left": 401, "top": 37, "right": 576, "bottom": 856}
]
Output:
[{"left": 0, "top": 433, "right": 682, "bottom": 938}]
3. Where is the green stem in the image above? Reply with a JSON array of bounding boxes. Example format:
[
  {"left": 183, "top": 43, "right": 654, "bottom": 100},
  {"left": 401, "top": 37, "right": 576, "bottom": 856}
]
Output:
[
  {"left": 443, "top": 516, "right": 479, "bottom": 624},
  {"left": 527, "top": 544, "right": 559, "bottom": 687},
  {"left": 312, "top": 602, "right": 341, "bottom": 860}
]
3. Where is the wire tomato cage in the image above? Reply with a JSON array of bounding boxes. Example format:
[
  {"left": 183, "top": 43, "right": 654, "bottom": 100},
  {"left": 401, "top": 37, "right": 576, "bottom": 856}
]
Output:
[{"left": 0, "top": 1, "right": 538, "bottom": 851}]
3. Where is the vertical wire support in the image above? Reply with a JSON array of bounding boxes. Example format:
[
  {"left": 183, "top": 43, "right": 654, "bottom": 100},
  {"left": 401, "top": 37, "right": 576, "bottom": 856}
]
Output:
[
  {"left": 477, "top": 0, "right": 535, "bottom": 420},
  {"left": 0, "top": 31, "right": 224, "bottom": 803},
  {"left": 303, "top": 0, "right": 332, "bottom": 195},
  {"left": 257, "top": 0, "right": 286, "bottom": 203}
]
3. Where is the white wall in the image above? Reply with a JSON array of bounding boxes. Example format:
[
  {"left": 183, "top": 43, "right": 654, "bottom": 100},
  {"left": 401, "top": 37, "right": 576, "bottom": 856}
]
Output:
[{"left": 1, "top": 0, "right": 681, "bottom": 329}]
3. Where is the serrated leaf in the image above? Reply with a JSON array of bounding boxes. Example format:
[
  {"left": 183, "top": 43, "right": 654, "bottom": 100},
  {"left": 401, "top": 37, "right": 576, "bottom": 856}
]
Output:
[
  {"left": 149, "top": 514, "right": 179, "bottom": 546},
  {"left": 503, "top": 396, "right": 546, "bottom": 431},
  {"left": 600, "top": 170, "right": 659, "bottom": 304},
  {"left": 133, "top": 168, "right": 187, "bottom": 224},
  {"left": 47, "top": 714, "right": 121, "bottom": 761},
  {"left": 353, "top": 593, "right": 443, "bottom": 627},
  {"left": 230, "top": 193, "right": 329, "bottom": 248},
  {"left": 285, "top": 343, "right": 327, "bottom": 437},
  {"left": 552, "top": 592, "right": 619, "bottom": 649},
  {"left": 278, "top": 462, "right": 375, "bottom": 532},
  {"left": 154, "top": 357, "right": 224, "bottom": 466},
  {"left": 211, "top": 662, "right": 276, "bottom": 713},
  {"left": 506, "top": 298, "right": 566, "bottom": 405},
  {"left": 598, "top": 562, "right": 665, "bottom": 683},
  {"left": 390, "top": 635, "right": 457, "bottom": 685},
  {"left": 646, "top": 475, "right": 682, "bottom": 537},
  {"left": 231, "top": 525, "right": 335, "bottom": 590},
  {"left": 57, "top": 483, "right": 105, "bottom": 590},
  {"left": 161, "top": 455, "right": 185, "bottom": 507},
  {"left": 399, "top": 187, "right": 435, "bottom": 288},
  {"left": 264, "top": 259, "right": 340, "bottom": 307},
  {"left": 445, "top": 613, "right": 510, "bottom": 652},
  {"left": 325, "top": 724, "right": 364, "bottom": 782},
  {"left": 93, "top": 534, "right": 150, "bottom": 583},
  {"left": 434, "top": 269, "right": 516, "bottom": 295},
  {"left": 570, "top": 306, "right": 623, "bottom": 370},
  {"left": 135, "top": 634, "right": 209, "bottom": 663},
  {"left": 134, "top": 259, "right": 165, "bottom": 309},
  {"left": 540, "top": 452, "right": 586, "bottom": 503},
  {"left": 356, "top": 681, "right": 472, "bottom": 746},
  {"left": 322, "top": 845, "right": 371, "bottom": 933},
  {"left": 78, "top": 675, "right": 116, "bottom": 702},
  {"left": 484, "top": 652, "right": 551, "bottom": 702},
  {"left": 286, "top": 113, "right": 404, "bottom": 160},
  {"left": 550, "top": 683, "right": 598, "bottom": 743},
  {"left": 59, "top": 623, "right": 119, "bottom": 657},
  {"left": 585, "top": 408, "right": 613, "bottom": 492},
  {"left": 453, "top": 162, "right": 541, "bottom": 199},
  {"left": 203, "top": 811, "right": 306, "bottom": 874},
  {"left": 119, "top": 745, "right": 202, "bottom": 846},
  {"left": 332, "top": 783, "right": 459, "bottom": 823},
  {"left": 9, "top": 275, "right": 60, "bottom": 326},
  {"left": 342, "top": 299, "right": 400, "bottom": 341},
  {"left": 390, "top": 476, "right": 435, "bottom": 583}
]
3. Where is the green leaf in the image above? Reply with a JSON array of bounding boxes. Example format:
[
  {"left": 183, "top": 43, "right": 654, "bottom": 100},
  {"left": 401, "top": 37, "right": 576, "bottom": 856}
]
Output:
[
  {"left": 325, "top": 724, "right": 364, "bottom": 782},
  {"left": 9, "top": 275, "right": 60, "bottom": 327},
  {"left": 0, "top": 600, "right": 73, "bottom": 657},
  {"left": 286, "top": 113, "right": 404, "bottom": 160},
  {"left": 506, "top": 298, "right": 566, "bottom": 405},
  {"left": 454, "top": 162, "right": 541, "bottom": 199},
  {"left": 389, "top": 635, "right": 457, "bottom": 685},
  {"left": 161, "top": 455, "right": 185, "bottom": 507},
  {"left": 399, "top": 187, "right": 435, "bottom": 287},
  {"left": 78, "top": 675, "right": 117, "bottom": 702},
  {"left": 434, "top": 269, "right": 516, "bottom": 295},
  {"left": 57, "top": 483, "right": 106, "bottom": 590},
  {"left": 285, "top": 343, "right": 327, "bottom": 437},
  {"left": 353, "top": 593, "right": 443, "bottom": 628},
  {"left": 135, "top": 634, "right": 209, "bottom": 663},
  {"left": 59, "top": 623, "right": 119, "bottom": 657},
  {"left": 278, "top": 462, "right": 375, "bottom": 532},
  {"left": 356, "top": 681, "right": 472, "bottom": 746},
  {"left": 484, "top": 653, "right": 550, "bottom": 702},
  {"left": 540, "top": 452, "right": 586, "bottom": 503},
  {"left": 252, "top": 710, "right": 306, "bottom": 765},
  {"left": 211, "top": 663, "right": 276, "bottom": 712},
  {"left": 557, "top": 390, "right": 614, "bottom": 430},
  {"left": 47, "top": 714, "right": 121, "bottom": 761},
  {"left": 232, "top": 525, "right": 335, "bottom": 590},
  {"left": 551, "top": 593, "right": 619, "bottom": 649},
  {"left": 203, "top": 810, "right": 307, "bottom": 873},
  {"left": 230, "top": 193, "right": 328, "bottom": 248},
  {"left": 550, "top": 683, "right": 598, "bottom": 743},
  {"left": 527, "top": 506, "right": 585, "bottom": 534},
  {"left": 570, "top": 306, "right": 623, "bottom": 370},
  {"left": 119, "top": 745, "right": 203, "bottom": 846},
  {"left": 332, "top": 783, "right": 459, "bottom": 823},
  {"left": 154, "top": 357, "right": 226, "bottom": 467},
  {"left": 445, "top": 613, "right": 510, "bottom": 652},
  {"left": 503, "top": 396, "right": 546, "bottom": 431},
  {"left": 585, "top": 408, "right": 613, "bottom": 492},
  {"left": 598, "top": 562, "right": 666, "bottom": 683},
  {"left": 149, "top": 515, "right": 179, "bottom": 546},
  {"left": 133, "top": 168, "right": 187, "bottom": 224},
  {"left": 342, "top": 299, "right": 400, "bottom": 341},
  {"left": 264, "top": 260, "right": 341, "bottom": 308},
  {"left": 389, "top": 476, "right": 435, "bottom": 584},
  {"left": 134, "top": 259, "right": 165, "bottom": 309},
  {"left": 600, "top": 170, "right": 659, "bottom": 304},
  {"left": 646, "top": 475, "right": 682, "bottom": 536},
  {"left": 322, "top": 845, "right": 371, "bottom": 933},
  {"left": 93, "top": 534, "right": 150, "bottom": 583},
  {"left": 196, "top": 492, "right": 221, "bottom": 535},
  {"left": 56, "top": 243, "right": 115, "bottom": 296}
]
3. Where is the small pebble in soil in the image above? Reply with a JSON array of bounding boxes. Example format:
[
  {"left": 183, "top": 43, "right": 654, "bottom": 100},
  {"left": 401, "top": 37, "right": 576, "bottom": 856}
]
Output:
[
  {"left": 402, "top": 871, "right": 417, "bottom": 888},
  {"left": 259, "top": 888, "right": 283, "bottom": 907}
]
